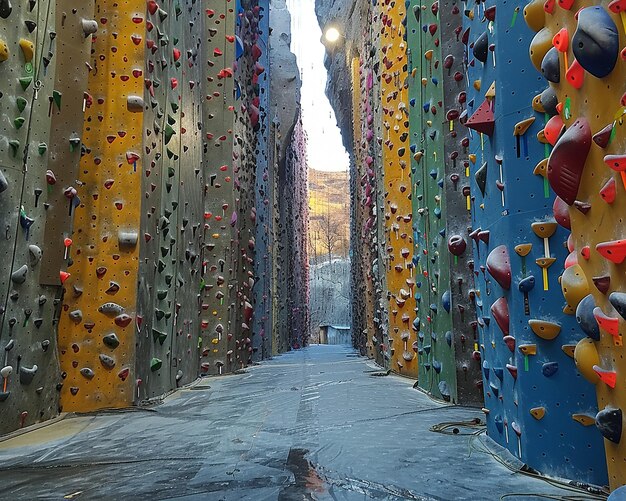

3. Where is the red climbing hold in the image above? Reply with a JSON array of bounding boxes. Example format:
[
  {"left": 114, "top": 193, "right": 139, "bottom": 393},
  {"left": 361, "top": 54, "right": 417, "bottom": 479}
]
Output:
[
  {"left": 592, "top": 365, "right": 617, "bottom": 388},
  {"left": 491, "top": 297, "right": 510, "bottom": 336},
  {"left": 547, "top": 118, "right": 591, "bottom": 205},
  {"left": 600, "top": 177, "right": 616, "bottom": 204},
  {"left": 593, "top": 307, "right": 620, "bottom": 337},
  {"left": 465, "top": 100, "right": 495, "bottom": 137},
  {"left": 565, "top": 58, "right": 584, "bottom": 89},
  {"left": 596, "top": 239, "right": 626, "bottom": 264},
  {"left": 544, "top": 115, "right": 565, "bottom": 146},
  {"left": 486, "top": 245, "right": 512, "bottom": 290}
]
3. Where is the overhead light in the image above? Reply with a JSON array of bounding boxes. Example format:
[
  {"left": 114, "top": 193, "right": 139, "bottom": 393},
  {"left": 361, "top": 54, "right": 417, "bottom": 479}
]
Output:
[{"left": 324, "top": 27, "right": 342, "bottom": 44}]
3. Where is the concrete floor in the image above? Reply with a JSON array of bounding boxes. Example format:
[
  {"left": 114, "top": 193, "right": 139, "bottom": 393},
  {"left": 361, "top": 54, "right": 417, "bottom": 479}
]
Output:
[{"left": 0, "top": 345, "right": 580, "bottom": 500}]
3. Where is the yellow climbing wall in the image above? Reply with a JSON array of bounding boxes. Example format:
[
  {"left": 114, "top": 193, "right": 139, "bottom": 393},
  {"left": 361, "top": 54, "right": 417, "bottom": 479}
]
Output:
[
  {"left": 526, "top": 0, "right": 626, "bottom": 488},
  {"left": 58, "top": 0, "right": 145, "bottom": 411},
  {"left": 378, "top": 1, "right": 415, "bottom": 376}
]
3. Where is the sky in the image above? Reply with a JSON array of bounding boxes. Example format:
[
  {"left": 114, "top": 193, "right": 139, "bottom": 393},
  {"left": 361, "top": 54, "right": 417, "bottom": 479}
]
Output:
[{"left": 286, "top": 0, "right": 350, "bottom": 173}]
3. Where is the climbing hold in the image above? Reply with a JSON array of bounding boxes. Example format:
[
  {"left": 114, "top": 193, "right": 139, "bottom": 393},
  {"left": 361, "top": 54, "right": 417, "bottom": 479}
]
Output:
[
  {"left": 473, "top": 32, "right": 489, "bottom": 63},
  {"left": 576, "top": 295, "right": 600, "bottom": 341},
  {"left": 596, "top": 239, "right": 626, "bottom": 264},
  {"left": 547, "top": 118, "right": 591, "bottom": 205},
  {"left": 150, "top": 358, "right": 162, "bottom": 371},
  {"left": 541, "top": 47, "right": 561, "bottom": 83},
  {"left": 99, "top": 354, "right": 115, "bottom": 369},
  {"left": 19, "top": 39, "right": 34, "bottom": 63},
  {"left": 528, "top": 319, "right": 560, "bottom": 340},
  {"left": 572, "top": 7, "right": 619, "bottom": 79},
  {"left": 486, "top": 245, "right": 511, "bottom": 290},
  {"left": 574, "top": 338, "right": 601, "bottom": 384},
  {"left": 11, "top": 265, "right": 28, "bottom": 284},
  {"left": 80, "top": 368, "right": 95, "bottom": 380},
  {"left": 19, "top": 365, "right": 38, "bottom": 385},
  {"left": 447, "top": 235, "right": 467, "bottom": 256},
  {"left": 595, "top": 407, "right": 622, "bottom": 444},
  {"left": 491, "top": 297, "right": 510, "bottom": 336},
  {"left": 465, "top": 100, "right": 495, "bottom": 136},
  {"left": 572, "top": 414, "right": 596, "bottom": 426},
  {"left": 542, "top": 362, "right": 559, "bottom": 377},
  {"left": 561, "top": 264, "right": 590, "bottom": 310},
  {"left": 530, "top": 407, "right": 546, "bottom": 420},
  {"left": 475, "top": 163, "right": 487, "bottom": 196}
]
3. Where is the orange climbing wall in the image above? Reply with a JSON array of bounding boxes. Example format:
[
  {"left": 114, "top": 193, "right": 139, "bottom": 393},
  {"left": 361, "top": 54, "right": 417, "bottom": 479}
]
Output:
[
  {"left": 379, "top": 0, "right": 415, "bottom": 376},
  {"left": 58, "top": 0, "right": 145, "bottom": 411},
  {"left": 527, "top": 0, "right": 626, "bottom": 489}
]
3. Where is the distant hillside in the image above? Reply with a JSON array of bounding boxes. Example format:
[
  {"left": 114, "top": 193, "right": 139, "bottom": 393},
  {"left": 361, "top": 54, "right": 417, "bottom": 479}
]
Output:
[{"left": 309, "top": 168, "right": 350, "bottom": 262}]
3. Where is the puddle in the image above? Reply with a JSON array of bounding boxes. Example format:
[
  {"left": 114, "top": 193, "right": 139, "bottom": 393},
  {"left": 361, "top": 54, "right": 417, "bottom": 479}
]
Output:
[{"left": 278, "top": 448, "right": 327, "bottom": 501}]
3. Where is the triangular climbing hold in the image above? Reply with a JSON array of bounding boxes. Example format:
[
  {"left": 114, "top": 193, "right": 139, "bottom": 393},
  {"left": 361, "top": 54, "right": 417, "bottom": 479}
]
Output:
[{"left": 465, "top": 100, "right": 495, "bottom": 136}]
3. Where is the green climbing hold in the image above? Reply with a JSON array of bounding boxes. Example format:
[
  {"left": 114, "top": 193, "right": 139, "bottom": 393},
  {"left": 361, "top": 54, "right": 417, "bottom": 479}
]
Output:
[
  {"left": 16, "top": 96, "right": 27, "bottom": 112},
  {"left": 19, "top": 76, "right": 33, "bottom": 90},
  {"left": 150, "top": 358, "right": 162, "bottom": 372},
  {"left": 164, "top": 124, "right": 175, "bottom": 145},
  {"left": 9, "top": 139, "right": 20, "bottom": 157},
  {"left": 14, "top": 117, "right": 25, "bottom": 129},
  {"left": 168, "top": 166, "right": 175, "bottom": 178},
  {"left": 38, "top": 142, "right": 47, "bottom": 155},
  {"left": 52, "top": 90, "right": 62, "bottom": 109}
]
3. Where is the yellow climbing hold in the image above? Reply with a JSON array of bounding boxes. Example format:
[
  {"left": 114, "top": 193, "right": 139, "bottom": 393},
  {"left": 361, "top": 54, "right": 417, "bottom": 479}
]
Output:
[
  {"left": 19, "top": 39, "right": 34, "bottom": 63},
  {"left": 485, "top": 82, "right": 496, "bottom": 100},
  {"left": 574, "top": 337, "right": 600, "bottom": 384},
  {"left": 530, "top": 407, "right": 546, "bottom": 420},
  {"left": 0, "top": 39, "right": 8, "bottom": 62},
  {"left": 572, "top": 414, "right": 596, "bottom": 426},
  {"left": 528, "top": 319, "right": 561, "bottom": 340}
]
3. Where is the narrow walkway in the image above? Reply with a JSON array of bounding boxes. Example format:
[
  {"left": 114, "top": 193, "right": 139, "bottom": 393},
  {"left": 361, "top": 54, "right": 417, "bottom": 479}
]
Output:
[{"left": 0, "top": 346, "right": 572, "bottom": 500}]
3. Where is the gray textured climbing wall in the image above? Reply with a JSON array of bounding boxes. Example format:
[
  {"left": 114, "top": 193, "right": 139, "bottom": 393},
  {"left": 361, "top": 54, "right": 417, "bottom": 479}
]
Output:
[
  {"left": 252, "top": 0, "right": 271, "bottom": 361},
  {"left": 0, "top": 0, "right": 67, "bottom": 433},
  {"left": 269, "top": 0, "right": 308, "bottom": 352}
]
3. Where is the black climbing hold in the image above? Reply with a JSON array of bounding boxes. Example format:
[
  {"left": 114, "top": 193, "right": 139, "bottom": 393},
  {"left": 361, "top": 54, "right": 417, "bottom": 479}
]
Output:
[
  {"left": 0, "top": 170, "right": 8, "bottom": 193},
  {"left": 0, "top": 0, "right": 12, "bottom": 19},
  {"left": 576, "top": 294, "right": 600, "bottom": 341},
  {"left": 540, "top": 87, "right": 559, "bottom": 116},
  {"left": 609, "top": 292, "right": 626, "bottom": 322},
  {"left": 541, "top": 47, "right": 560, "bottom": 83},
  {"left": 596, "top": 407, "right": 622, "bottom": 444},
  {"left": 473, "top": 31, "right": 489, "bottom": 63},
  {"left": 573, "top": 7, "right": 619, "bottom": 79},
  {"left": 475, "top": 163, "right": 487, "bottom": 197}
]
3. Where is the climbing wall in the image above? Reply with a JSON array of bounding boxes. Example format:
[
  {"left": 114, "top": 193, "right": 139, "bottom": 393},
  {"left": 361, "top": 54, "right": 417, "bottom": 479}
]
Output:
[
  {"left": 268, "top": 0, "right": 307, "bottom": 352},
  {"left": 348, "top": 0, "right": 387, "bottom": 366},
  {"left": 252, "top": 0, "right": 272, "bottom": 361},
  {"left": 135, "top": 0, "right": 204, "bottom": 400},
  {"left": 526, "top": 0, "right": 626, "bottom": 489},
  {"left": 408, "top": 1, "right": 455, "bottom": 401},
  {"left": 232, "top": 1, "right": 261, "bottom": 369},
  {"left": 379, "top": 0, "right": 416, "bottom": 377},
  {"left": 440, "top": 1, "right": 483, "bottom": 407},
  {"left": 464, "top": 1, "right": 607, "bottom": 484},
  {"left": 199, "top": 0, "right": 237, "bottom": 376},
  {"left": 172, "top": 0, "right": 205, "bottom": 389},
  {"left": 56, "top": 0, "right": 145, "bottom": 412},
  {"left": 0, "top": 0, "right": 66, "bottom": 433}
]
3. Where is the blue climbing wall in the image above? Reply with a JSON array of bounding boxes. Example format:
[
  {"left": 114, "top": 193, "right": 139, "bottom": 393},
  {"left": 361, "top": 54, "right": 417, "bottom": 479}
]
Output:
[{"left": 464, "top": 1, "right": 607, "bottom": 485}]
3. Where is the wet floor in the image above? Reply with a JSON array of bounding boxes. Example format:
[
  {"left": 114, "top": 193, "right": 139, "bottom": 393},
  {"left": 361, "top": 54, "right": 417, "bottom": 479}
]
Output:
[{"left": 0, "top": 345, "right": 576, "bottom": 500}]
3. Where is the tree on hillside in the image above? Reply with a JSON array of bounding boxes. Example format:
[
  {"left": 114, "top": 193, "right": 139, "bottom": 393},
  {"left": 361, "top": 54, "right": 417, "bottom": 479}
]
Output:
[{"left": 316, "top": 212, "right": 347, "bottom": 263}]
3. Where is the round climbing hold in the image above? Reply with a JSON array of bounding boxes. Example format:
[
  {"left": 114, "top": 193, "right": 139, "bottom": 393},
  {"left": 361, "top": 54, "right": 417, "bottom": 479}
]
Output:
[{"left": 572, "top": 7, "right": 619, "bottom": 79}]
